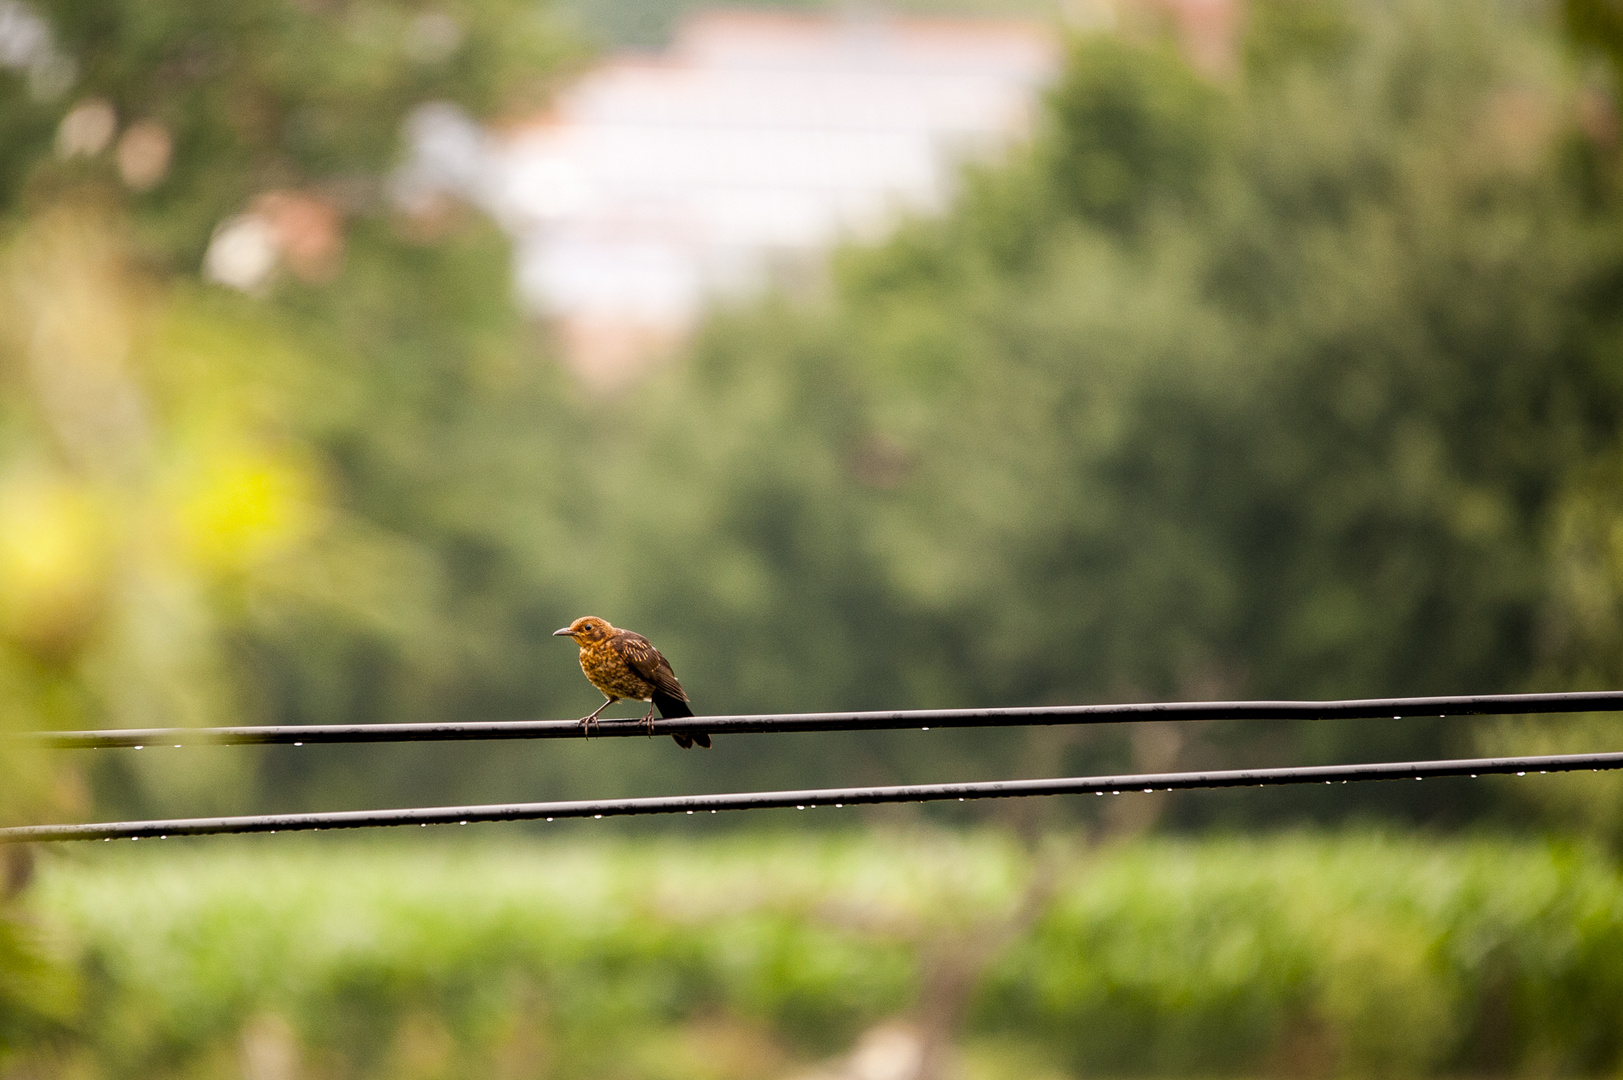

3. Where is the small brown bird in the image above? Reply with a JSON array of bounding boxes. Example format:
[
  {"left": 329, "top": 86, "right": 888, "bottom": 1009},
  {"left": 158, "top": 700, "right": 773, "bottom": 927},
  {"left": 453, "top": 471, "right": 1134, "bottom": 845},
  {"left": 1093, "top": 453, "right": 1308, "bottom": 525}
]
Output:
[{"left": 552, "top": 616, "right": 711, "bottom": 748}]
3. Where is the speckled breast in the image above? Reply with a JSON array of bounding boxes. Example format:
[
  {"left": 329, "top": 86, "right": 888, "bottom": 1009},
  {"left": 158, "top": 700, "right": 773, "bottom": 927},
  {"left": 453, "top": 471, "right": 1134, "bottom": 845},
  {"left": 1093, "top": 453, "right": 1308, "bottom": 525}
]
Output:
[{"left": 579, "top": 640, "right": 654, "bottom": 701}]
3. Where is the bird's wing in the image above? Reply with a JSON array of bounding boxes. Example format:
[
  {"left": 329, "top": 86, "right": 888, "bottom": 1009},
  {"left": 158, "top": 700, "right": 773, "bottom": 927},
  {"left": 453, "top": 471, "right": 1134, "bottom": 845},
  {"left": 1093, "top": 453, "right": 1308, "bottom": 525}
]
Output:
[{"left": 613, "top": 632, "right": 689, "bottom": 702}]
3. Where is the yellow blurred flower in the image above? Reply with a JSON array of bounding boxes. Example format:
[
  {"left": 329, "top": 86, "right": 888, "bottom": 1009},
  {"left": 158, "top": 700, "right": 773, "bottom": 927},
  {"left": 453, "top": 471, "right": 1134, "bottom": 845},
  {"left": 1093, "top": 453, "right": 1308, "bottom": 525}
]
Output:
[
  {"left": 170, "top": 443, "right": 323, "bottom": 575},
  {"left": 0, "top": 475, "right": 110, "bottom": 655}
]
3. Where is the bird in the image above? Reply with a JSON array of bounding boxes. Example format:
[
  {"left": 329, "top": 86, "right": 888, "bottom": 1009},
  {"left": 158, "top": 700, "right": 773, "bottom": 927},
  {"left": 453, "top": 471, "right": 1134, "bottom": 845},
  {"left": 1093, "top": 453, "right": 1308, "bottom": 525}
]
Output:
[{"left": 552, "top": 616, "right": 710, "bottom": 748}]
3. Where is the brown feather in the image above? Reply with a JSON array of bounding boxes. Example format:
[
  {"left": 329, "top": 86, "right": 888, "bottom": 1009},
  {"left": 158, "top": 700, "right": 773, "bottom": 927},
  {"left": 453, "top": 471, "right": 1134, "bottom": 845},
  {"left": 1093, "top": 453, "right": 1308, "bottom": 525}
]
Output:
[{"left": 612, "top": 631, "right": 688, "bottom": 703}]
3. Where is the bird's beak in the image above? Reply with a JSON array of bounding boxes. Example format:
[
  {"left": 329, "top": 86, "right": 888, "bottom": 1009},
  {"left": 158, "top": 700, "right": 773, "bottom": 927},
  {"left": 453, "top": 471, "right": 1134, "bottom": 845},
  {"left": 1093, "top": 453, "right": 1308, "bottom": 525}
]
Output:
[{"left": 552, "top": 627, "right": 574, "bottom": 637}]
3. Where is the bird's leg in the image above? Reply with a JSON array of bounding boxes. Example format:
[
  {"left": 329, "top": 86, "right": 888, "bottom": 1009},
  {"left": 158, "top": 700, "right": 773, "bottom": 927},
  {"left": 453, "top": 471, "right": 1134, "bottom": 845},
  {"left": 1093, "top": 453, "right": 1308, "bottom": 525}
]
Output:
[
  {"left": 580, "top": 696, "right": 617, "bottom": 737},
  {"left": 641, "top": 701, "right": 658, "bottom": 737}
]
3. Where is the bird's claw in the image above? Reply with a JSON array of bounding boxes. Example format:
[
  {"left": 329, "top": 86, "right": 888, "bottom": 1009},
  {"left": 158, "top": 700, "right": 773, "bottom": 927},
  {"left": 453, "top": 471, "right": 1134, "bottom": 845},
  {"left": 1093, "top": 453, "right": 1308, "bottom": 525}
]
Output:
[{"left": 578, "top": 698, "right": 616, "bottom": 739}]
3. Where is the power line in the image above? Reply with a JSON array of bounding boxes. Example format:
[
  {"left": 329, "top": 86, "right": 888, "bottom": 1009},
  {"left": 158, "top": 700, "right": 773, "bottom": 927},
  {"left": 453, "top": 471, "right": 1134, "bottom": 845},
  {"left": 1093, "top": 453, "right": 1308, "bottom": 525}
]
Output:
[
  {"left": 21, "top": 690, "right": 1623, "bottom": 749},
  {"left": 5, "top": 748, "right": 1620, "bottom": 843}
]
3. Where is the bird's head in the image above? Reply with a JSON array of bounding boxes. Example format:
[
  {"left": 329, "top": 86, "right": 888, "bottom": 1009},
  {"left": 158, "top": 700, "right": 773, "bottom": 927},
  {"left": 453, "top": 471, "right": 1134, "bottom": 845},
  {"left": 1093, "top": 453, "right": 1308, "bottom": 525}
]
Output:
[{"left": 553, "top": 616, "right": 613, "bottom": 643}]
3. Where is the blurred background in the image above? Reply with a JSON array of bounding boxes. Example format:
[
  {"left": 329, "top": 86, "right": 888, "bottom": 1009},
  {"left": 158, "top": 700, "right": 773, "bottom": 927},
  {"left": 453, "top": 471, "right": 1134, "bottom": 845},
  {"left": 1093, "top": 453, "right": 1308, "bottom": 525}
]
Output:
[{"left": 7, "top": 0, "right": 1623, "bottom": 1076}]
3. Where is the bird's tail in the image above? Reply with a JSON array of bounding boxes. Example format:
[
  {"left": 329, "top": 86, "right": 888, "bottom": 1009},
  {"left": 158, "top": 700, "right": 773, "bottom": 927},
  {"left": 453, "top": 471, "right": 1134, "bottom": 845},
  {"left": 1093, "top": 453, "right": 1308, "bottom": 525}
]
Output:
[{"left": 654, "top": 691, "right": 710, "bottom": 749}]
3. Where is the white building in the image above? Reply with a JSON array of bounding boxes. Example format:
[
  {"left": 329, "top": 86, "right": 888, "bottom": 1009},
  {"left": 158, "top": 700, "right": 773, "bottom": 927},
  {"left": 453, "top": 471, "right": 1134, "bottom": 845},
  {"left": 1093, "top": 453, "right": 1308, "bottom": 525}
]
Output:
[{"left": 491, "top": 10, "right": 1060, "bottom": 386}]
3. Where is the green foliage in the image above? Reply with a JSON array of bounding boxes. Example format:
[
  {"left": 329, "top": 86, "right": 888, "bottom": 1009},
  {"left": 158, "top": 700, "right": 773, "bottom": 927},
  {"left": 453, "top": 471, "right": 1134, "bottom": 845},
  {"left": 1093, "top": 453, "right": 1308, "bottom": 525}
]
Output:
[
  {"left": 988, "top": 834, "right": 1623, "bottom": 1075},
  {"left": 1565, "top": 0, "right": 1623, "bottom": 96},
  {"left": 0, "top": 904, "right": 77, "bottom": 1060},
  {"left": 1043, "top": 37, "right": 1221, "bottom": 232},
  {"left": 16, "top": 832, "right": 1623, "bottom": 1078}
]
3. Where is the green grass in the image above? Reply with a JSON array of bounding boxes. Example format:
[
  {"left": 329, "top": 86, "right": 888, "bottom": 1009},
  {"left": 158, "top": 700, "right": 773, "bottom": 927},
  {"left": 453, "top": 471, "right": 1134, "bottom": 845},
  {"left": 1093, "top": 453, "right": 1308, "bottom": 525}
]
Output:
[{"left": 10, "top": 830, "right": 1623, "bottom": 1078}]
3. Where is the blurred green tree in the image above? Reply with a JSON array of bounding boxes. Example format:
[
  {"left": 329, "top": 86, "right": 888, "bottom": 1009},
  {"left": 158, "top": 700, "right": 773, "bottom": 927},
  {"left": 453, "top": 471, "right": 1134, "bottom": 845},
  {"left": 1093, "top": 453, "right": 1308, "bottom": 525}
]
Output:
[
  {"left": 3, "top": 0, "right": 1622, "bottom": 838},
  {"left": 0, "top": 1, "right": 588, "bottom": 1054},
  {"left": 570, "top": 0, "right": 1623, "bottom": 825},
  {"left": 1470, "top": 0, "right": 1623, "bottom": 845},
  {"left": 0, "top": 0, "right": 585, "bottom": 821}
]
